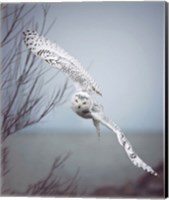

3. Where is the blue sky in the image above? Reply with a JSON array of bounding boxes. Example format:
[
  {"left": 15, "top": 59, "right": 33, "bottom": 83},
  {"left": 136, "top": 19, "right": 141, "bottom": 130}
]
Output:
[{"left": 4, "top": 2, "right": 165, "bottom": 134}]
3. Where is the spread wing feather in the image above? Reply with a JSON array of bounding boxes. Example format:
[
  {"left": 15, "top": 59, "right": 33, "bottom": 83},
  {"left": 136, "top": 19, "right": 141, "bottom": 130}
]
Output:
[
  {"left": 23, "top": 30, "right": 102, "bottom": 96},
  {"left": 91, "top": 108, "right": 158, "bottom": 176}
]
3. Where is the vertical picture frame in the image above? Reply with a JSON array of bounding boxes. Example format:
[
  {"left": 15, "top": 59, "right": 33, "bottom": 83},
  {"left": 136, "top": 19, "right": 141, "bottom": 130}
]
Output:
[{"left": 1, "top": 1, "right": 168, "bottom": 198}]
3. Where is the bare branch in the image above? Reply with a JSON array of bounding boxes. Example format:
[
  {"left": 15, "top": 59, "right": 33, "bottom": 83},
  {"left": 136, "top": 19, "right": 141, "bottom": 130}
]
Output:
[
  {"left": 1, "top": 147, "right": 10, "bottom": 176},
  {"left": 1, "top": 4, "right": 70, "bottom": 142},
  {"left": 1, "top": 6, "right": 78, "bottom": 199},
  {"left": 2, "top": 153, "right": 80, "bottom": 196},
  {"left": 1, "top": 4, "right": 25, "bottom": 46}
]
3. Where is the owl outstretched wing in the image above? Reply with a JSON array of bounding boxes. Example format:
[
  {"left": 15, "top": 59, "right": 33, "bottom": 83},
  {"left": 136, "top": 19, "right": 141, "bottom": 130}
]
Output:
[
  {"left": 91, "top": 107, "right": 158, "bottom": 176},
  {"left": 23, "top": 30, "right": 102, "bottom": 96}
]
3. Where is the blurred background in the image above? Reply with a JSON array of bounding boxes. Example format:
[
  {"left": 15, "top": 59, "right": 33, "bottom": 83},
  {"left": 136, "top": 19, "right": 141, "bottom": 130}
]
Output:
[{"left": 1, "top": 2, "right": 165, "bottom": 197}]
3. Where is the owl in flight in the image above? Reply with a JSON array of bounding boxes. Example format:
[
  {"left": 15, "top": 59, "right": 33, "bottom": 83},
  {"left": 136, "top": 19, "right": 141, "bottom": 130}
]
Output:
[{"left": 23, "top": 30, "right": 157, "bottom": 176}]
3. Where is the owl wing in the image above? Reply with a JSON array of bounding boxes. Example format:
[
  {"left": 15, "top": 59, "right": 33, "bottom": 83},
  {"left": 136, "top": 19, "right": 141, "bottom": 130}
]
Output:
[
  {"left": 23, "top": 30, "right": 102, "bottom": 96},
  {"left": 91, "top": 107, "right": 158, "bottom": 176}
]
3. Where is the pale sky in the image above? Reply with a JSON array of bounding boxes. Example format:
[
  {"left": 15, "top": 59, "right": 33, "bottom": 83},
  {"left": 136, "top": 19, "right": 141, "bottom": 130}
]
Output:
[{"left": 3, "top": 2, "right": 165, "bottom": 134}]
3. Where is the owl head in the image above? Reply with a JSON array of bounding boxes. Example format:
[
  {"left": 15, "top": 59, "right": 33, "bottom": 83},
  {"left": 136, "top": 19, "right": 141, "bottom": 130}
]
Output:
[{"left": 71, "top": 91, "right": 93, "bottom": 113}]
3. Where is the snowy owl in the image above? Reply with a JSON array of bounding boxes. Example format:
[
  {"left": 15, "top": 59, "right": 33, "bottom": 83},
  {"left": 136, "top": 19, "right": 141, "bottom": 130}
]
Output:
[{"left": 23, "top": 30, "right": 158, "bottom": 176}]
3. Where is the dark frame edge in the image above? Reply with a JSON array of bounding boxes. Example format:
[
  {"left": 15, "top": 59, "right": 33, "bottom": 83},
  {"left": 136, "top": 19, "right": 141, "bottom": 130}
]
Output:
[{"left": 165, "top": 1, "right": 168, "bottom": 198}]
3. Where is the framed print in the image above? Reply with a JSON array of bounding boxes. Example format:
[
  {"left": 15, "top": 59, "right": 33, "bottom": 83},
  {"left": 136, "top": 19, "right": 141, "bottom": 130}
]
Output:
[{"left": 1, "top": 1, "right": 168, "bottom": 198}]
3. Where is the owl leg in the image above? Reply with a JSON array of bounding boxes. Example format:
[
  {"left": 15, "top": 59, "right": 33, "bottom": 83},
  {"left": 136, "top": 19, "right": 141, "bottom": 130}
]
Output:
[{"left": 93, "top": 119, "right": 101, "bottom": 139}]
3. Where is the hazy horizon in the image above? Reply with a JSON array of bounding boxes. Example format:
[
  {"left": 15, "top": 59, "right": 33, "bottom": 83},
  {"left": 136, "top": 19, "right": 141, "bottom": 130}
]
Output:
[{"left": 3, "top": 131, "right": 163, "bottom": 195}]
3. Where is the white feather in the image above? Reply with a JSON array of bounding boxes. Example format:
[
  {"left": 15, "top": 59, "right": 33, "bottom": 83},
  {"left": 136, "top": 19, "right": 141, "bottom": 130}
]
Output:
[
  {"left": 23, "top": 30, "right": 102, "bottom": 96},
  {"left": 23, "top": 30, "right": 158, "bottom": 177}
]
